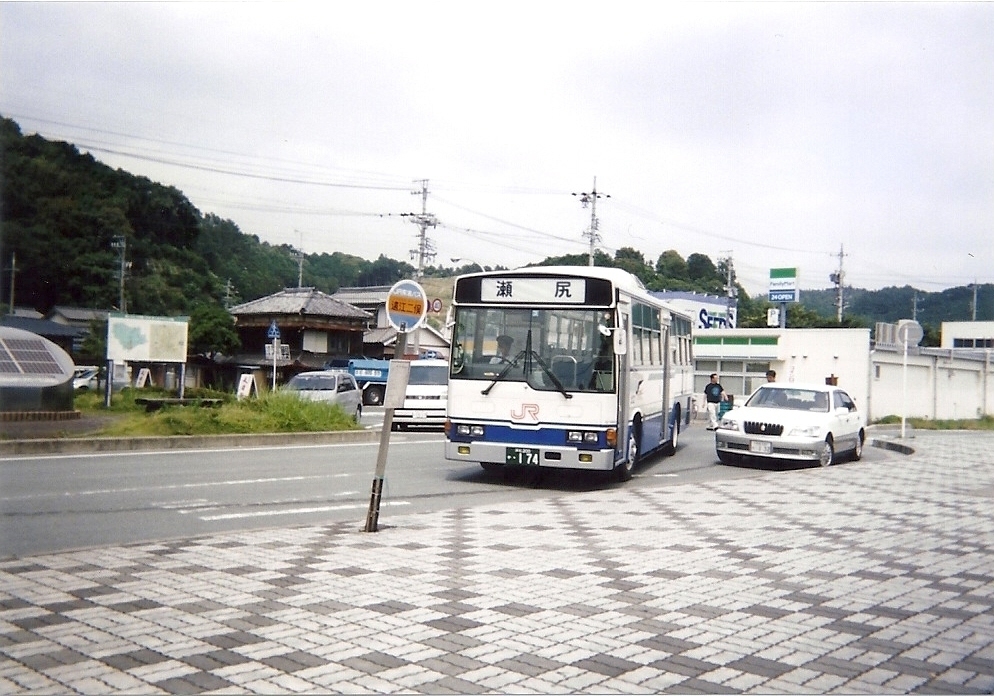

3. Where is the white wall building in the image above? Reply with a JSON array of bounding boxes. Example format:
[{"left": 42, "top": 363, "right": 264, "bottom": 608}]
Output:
[
  {"left": 693, "top": 325, "right": 994, "bottom": 421},
  {"left": 693, "top": 328, "right": 870, "bottom": 411},
  {"left": 940, "top": 321, "right": 994, "bottom": 349}
]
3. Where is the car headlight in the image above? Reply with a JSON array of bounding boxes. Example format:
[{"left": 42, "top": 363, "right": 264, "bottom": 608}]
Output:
[
  {"left": 788, "top": 425, "right": 822, "bottom": 437},
  {"left": 718, "top": 418, "right": 739, "bottom": 431}
]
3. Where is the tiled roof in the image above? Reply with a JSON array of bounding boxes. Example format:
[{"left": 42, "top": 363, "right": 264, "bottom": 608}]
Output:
[
  {"left": 364, "top": 326, "right": 396, "bottom": 345},
  {"left": 330, "top": 286, "right": 391, "bottom": 305},
  {"left": 47, "top": 306, "right": 109, "bottom": 322},
  {"left": 0, "top": 316, "right": 85, "bottom": 337},
  {"left": 230, "top": 287, "right": 371, "bottom": 320}
]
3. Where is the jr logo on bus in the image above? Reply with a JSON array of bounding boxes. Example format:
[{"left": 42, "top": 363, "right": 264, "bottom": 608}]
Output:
[{"left": 510, "top": 404, "right": 540, "bottom": 422}]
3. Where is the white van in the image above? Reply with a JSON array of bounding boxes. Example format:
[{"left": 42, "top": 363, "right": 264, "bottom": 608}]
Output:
[{"left": 392, "top": 359, "right": 448, "bottom": 430}]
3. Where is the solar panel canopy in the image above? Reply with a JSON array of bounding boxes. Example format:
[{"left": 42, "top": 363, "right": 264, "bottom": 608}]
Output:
[{"left": 0, "top": 326, "right": 75, "bottom": 412}]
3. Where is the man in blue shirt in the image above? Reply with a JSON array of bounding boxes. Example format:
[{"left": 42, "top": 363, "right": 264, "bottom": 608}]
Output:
[{"left": 704, "top": 373, "right": 726, "bottom": 430}]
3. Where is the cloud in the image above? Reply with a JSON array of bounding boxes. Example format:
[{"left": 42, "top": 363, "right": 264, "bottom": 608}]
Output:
[{"left": 2, "top": 1, "right": 992, "bottom": 296}]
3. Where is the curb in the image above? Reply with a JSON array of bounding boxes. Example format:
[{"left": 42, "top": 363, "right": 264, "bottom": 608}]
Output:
[
  {"left": 0, "top": 428, "right": 379, "bottom": 457},
  {"left": 870, "top": 438, "right": 916, "bottom": 456}
]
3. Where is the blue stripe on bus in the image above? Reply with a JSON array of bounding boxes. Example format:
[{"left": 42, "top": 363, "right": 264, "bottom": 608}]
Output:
[{"left": 448, "top": 423, "right": 608, "bottom": 449}]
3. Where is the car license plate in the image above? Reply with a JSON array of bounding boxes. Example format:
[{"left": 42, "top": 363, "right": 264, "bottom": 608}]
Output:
[
  {"left": 749, "top": 440, "right": 772, "bottom": 454},
  {"left": 506, "top": 447, "right": 540, "bottom": 466}
]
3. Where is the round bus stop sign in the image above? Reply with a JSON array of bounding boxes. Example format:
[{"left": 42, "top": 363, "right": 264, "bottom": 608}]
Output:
[{"left": 385, "top": 279, "right": 427, "bottom": 333}]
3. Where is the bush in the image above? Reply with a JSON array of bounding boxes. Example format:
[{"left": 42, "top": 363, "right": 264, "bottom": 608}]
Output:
[{"left": 77, "top": 389, "right": 361, "bottom": 437}]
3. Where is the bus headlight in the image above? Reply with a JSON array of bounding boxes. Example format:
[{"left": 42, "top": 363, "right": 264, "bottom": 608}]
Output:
[
  {"left": 456, "top": 424, "right": 485, "bottom": 437},
  {"left": 567, "top": 430, "right": 602, "bottom": 444}
]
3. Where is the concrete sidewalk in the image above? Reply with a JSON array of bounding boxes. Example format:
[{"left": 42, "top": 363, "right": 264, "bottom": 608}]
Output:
[{"left": 2, "top": 432, "right": 993, "bottom": 694}]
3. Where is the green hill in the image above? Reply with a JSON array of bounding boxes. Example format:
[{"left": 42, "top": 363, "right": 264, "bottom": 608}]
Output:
[{"left": 2, "top": 115, "right": 989, "bottom": 343}]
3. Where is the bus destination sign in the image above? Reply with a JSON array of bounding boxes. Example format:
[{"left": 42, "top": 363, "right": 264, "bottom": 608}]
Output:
[{"left": 481, "top": 278, "right": 586, "bottom": 304}]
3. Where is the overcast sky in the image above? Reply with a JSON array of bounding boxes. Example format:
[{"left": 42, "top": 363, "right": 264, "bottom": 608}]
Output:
[{"left": 2, "top": 1, "right": 991, "bottom": 298}]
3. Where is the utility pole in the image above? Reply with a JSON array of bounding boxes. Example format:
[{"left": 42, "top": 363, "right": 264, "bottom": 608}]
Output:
[
  {"left": 111, "top": 235, "right": 127, "bottom": 313},
  {"left": 912, "top": 291, "right": 920, "bottom": 321},
  {"left": 406, "top": 179, "right": 437, "bottom": 279},
  {"left": 572, "top": 177, "right": 609, "bottom": 267},
  {"left": 829, "top": 244, "right": 847, "bottom": 323},
  {"left": 971, "top": 281, "right": 978, "bottom": 321},
  {"left": 294, "top": 230, "right": 304, "bottom": 288},
  {"left": 720, "top": 253, "right": 738, "bottom": 326},
  {"left": 6, "top": 253, "right": 15, "bottom": 314}
]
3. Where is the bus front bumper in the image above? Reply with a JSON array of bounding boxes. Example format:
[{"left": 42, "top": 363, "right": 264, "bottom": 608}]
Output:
[{"left": 445, "top": 440, "right": 616, "bottom": 471}]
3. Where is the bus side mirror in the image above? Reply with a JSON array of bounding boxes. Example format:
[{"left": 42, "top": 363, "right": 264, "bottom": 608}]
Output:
[{"left": 613, "top": 327, "right": 627, "bottom": 355}]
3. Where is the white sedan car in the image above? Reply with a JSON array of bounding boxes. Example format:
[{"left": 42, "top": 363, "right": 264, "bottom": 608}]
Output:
[
  {"left": 283, "top": 371, "right": 363, "bottom": 423},
  {"left": 714, "top": 382, "right": 866, "bottom": 467}
]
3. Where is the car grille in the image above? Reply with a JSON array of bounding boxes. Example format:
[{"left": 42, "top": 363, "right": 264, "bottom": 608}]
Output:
[
  {"left": 744, "top": 421, "right": 784, "bottom": 436},
  {"left": 409, "top": 395, "right": 443, "bottom": 401}
]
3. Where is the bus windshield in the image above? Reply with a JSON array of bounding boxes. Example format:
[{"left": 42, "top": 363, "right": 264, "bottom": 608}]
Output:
[{"left": 449, "top": 306, "right": 616, "bottom": 393}]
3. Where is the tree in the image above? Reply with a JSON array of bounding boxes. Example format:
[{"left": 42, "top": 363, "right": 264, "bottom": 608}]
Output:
[
  {"left": 687, "top": 253, "right": 724, "bottom": 294},
  {"left": 188, "top": 303, "right": 240, "bottom": 358},
  {"left": 653, "top": 250, "right": 691, "bottom": 290},
  {"left": 613, "top": 247, "right": 654, "bottom": 285}
]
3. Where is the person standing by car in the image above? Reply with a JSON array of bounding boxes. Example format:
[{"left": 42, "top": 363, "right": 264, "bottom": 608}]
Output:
[
  {"left": 766, "top": 369, "right": 777, "bottom": 382},
  {"left": 704, "top": 373, "right": 726, "bottom": 430}
]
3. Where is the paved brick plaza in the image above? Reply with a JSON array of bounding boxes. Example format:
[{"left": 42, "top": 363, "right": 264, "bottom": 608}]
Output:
[{"left": 2, "top": 431, "right": 993, "bottom": 694}]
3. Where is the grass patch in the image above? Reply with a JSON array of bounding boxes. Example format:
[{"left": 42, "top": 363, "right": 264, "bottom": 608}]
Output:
[
  {"left": 75, "top": 388, "right": 362, "bottom": 437},
  {"left": 873, "top": 414, "right": 994, "bottom": 430}
]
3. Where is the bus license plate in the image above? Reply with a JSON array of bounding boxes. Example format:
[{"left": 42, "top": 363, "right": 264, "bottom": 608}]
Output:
[
  {"left": 749, "top": 440, "right": 772, "bottom": 454},
  {"left": 506, "top": 447, "right": 540, "bottom": 466}
]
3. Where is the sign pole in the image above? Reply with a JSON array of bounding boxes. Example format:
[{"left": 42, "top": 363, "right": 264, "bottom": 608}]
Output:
[
  {"left": 272, "top": 338, "right": 279, "bottom": 391},
  {"left": 267, "top": 320, "right": 281, "bottom": 392},
  {"left": 364, "top": 359, "right": 411, "bottom": 532},
  {"left": 364, "top": 279, "right": 426, "bottom": 532},
  {"left": 901, "top": 334, "right": 908, "bottom": 439}
]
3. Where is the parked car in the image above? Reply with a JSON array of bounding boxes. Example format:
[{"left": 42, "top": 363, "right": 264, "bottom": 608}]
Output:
[
  {"left": 73, "top": 365, "right": 100, "bottom": 390},
  {"left": 714, "top": 382, "right": 866, "bottom": 467},
  {"left": 283, "top": 371, "right": 362, "bottom": 422},
  {"left": 392, "top": 359, "right": 448, "bottom": 431}
]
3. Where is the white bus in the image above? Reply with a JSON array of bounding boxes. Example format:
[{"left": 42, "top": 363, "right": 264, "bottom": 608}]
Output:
[{"left": 444, "top": 266, "right": 694, "bottom": 481}]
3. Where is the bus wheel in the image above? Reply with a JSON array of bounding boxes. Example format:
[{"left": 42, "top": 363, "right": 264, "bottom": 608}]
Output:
[
  {"left": 666, "top": 406, "right": 681, "bottom": 456},
  {"left": 616, "top": 421, "right": 640, "bottom": 482}
]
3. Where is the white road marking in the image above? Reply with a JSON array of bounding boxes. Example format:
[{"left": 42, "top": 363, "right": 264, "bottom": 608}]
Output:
[{"left": 199, "top": 500, "right": 411, "bottom": 521}]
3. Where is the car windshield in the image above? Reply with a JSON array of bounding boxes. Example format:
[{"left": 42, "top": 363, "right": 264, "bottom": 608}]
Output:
[
  {"left": 409, "top": 365, "right": 448, "bottom": 386},
  {"left": 746, "top": 387, "right": 830, "bottom": 412},
  {"left": 287, "top": 374, "right": 336, "bottom": 391}
]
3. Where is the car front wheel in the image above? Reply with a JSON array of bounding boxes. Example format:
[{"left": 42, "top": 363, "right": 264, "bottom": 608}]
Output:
[{"left": 818, "top": 438, "right": 835, "bottom": 467}]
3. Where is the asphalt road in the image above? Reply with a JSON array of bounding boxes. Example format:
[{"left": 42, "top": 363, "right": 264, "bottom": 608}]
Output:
[{"left": 0, "top": 414, "right": 892, "bottom": 559}]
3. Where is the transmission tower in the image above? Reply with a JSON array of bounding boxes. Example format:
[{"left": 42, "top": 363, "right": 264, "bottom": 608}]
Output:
[
  {"left": 406, "top": 179, "right": 437, "bottom": 279},
  {"left": 572, "top": 177, "right": 609, "bottom": 266}
]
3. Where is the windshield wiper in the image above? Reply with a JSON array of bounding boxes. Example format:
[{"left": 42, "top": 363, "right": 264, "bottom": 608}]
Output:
[
  {"left": 481, "top": 350, "right": 524, "bottom": 395},
  {"left": 526, "top": 351, "right": 572, "bottom": 399}
]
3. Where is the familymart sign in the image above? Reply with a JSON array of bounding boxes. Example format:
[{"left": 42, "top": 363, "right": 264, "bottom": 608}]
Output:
[{"left": 768, "top": 267, "right": 799, "bottom": 303}]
